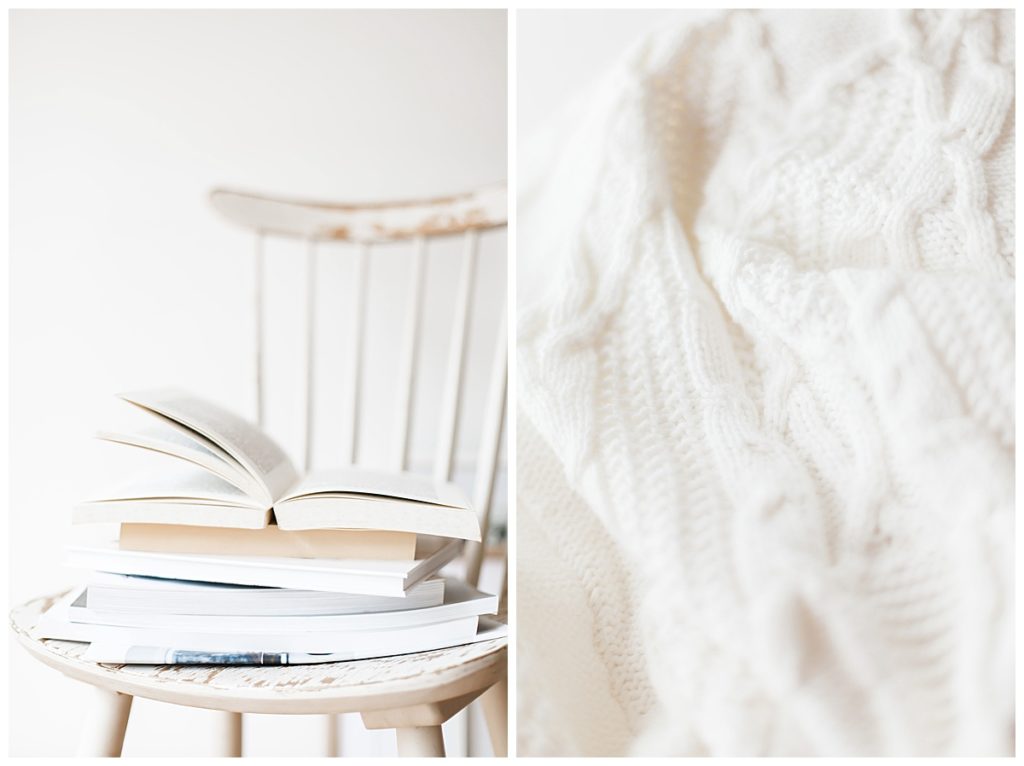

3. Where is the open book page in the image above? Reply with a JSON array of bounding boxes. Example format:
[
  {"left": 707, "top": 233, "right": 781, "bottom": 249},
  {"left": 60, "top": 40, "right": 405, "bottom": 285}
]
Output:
[
  {"left": 275, "top": 494, "right": 481, "bottom": 541},
  {"left": 97, "top": 422, "right": 263, "bottom": 499},
  {"left": 75, "top": 502, "right": 272, "bottom": 529},
  {"left": 119, "top": 389, "right": 299, "bottom": 503},
  {"left": 80, "top": 463, "right": 265, "bottom": 507},
  {"left": 279, "top": 467, "right": 471, "bottom": 508}
]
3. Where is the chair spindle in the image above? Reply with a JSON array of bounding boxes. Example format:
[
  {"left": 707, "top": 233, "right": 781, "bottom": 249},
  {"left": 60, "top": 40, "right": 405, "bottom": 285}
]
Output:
[
  {"left": 433, "top": 229, "right": 479, "bottom": 483},
  {"left": 345, "top": 243, "right": 369, "bottom": 466},
  {"left": 304, "top": 239, "right": 318, "bottom": 471},
  {"left": 465, "top": 307, "right": 507, "bottom": 587},
  {"left": 254, "top": 232, "right": 265, "bottom": 428},
  {"left": 392, "top": 236, "right": 427, "bottom": 471}
]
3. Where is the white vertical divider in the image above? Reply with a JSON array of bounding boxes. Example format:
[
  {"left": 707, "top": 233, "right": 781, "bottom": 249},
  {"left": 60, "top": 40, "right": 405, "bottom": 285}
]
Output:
[
  {"left": 433, "top": 229, "right": 479, "bottom": 483},
  {"left": 391, "top": 236, "right": 427, "bottom": 471},
  {"left": 254, "top": 232, "right": 265, "bottom": 428},
  {"left": 464, "top": 306, "right": 507, "bottom": 588},
  {"left": 333, "top": 242, "right": 370, "bottom": 755},
  {"left": 304, "top": 239, "right": 317, "bottom": 472},
  {"left": 345, "top": 243, "right": 369, "bottom": 466}
]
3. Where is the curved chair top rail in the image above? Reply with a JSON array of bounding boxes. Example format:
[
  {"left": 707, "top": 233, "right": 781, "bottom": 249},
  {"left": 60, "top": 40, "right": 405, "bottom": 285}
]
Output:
[{"left": 210, "top": 183, "right": 507, "bottom": 244}]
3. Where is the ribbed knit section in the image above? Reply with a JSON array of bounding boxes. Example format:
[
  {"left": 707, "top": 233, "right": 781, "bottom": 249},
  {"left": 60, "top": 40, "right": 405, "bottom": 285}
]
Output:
[{"left": 517, "top": 9, "right": 1013, "bottom": 756}]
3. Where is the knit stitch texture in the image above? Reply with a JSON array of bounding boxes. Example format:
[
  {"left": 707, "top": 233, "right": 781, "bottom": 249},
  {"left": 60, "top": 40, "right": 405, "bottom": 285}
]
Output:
[{"left": 517, "top": 9, "right": 1014, "bottom": 756}]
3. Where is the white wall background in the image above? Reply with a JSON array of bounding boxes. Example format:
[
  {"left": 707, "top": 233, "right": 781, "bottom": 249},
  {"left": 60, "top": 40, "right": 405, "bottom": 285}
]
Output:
[
  {"left": 517, "top": 9, "right": 695, "bottom": 139},
  {"left": 9, "top": 9, "right": 506, "bottom": 757}
]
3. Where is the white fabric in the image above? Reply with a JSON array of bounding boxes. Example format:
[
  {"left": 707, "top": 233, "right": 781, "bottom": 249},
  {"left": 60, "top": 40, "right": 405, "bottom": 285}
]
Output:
[{"left": 517, "top": 9, "right": 1014, "bottom": 756}]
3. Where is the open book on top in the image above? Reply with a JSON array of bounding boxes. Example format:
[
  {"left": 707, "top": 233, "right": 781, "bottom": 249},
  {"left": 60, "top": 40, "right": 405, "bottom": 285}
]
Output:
[{"left": 74, "top": 389, "right": 481, "bottom": 543}]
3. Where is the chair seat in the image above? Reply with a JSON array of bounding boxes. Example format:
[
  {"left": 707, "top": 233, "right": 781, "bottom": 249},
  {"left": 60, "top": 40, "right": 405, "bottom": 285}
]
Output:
[{"left": 11, "top": 591, "right": 507, "bottom": 716}]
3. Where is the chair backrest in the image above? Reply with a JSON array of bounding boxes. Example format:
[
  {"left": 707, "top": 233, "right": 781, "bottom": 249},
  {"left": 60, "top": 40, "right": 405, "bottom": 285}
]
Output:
[{"left": 210, "top": 184, "right": 507, "bottom": 591}]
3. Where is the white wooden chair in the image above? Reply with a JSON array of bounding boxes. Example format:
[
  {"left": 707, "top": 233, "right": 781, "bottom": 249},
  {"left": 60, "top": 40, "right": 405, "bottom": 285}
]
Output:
[{"left": 9, "top": 184, "right": 509, "bottom": 757}]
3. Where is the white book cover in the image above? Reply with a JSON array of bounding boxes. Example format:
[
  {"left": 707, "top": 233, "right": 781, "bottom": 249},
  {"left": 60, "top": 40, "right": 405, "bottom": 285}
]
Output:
[
  {"left": 85, "top": 619, "right": 509, "bottom": 665},
  {"left": 67, "top": 536, "right": 462, "bottom": 597},
  {"left": 84, "top": 572, "right": 446, "bottom": 616},
  {"left": 70, "top": 579, "right": 497, "bottom": 632},
  {"left": 35, "top": 590, "right": 480, "bottom": 653}
]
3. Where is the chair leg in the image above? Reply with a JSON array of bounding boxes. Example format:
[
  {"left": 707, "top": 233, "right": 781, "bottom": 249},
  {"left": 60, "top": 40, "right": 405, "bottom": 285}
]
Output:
[
  {"left": 362, "top": 691, "right": 482, "bottom": 757},
  {"left": 76, "top": 688, "right": 132, "bottom": 757},
  {"left": 326, "top": 713, "right": 340, "bottom": 756},
  {"left": 213, "top": 711, "right": 243, "bottom": 757},
  {"left": 479, "top": 677, "right": 508, "bottom": 756},
  {"left": 395, "top": 725, "right": 445, "bottom": 757}
]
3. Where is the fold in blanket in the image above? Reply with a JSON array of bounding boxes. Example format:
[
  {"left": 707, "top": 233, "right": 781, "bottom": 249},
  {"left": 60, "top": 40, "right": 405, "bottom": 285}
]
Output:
[{"left": 517, "top": 9, "right": 1014, "bottom": 756}]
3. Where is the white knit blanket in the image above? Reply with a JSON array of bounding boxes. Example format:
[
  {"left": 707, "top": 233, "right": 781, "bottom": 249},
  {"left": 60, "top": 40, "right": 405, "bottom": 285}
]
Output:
[{"left": 517, "top": 9, "right": 1014, "bottom": 756}]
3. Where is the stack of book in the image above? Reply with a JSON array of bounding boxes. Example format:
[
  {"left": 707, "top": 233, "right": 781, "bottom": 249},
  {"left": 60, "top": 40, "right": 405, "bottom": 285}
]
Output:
[{"left": 34, "top": 389, "right": 505, "bottom": 665}]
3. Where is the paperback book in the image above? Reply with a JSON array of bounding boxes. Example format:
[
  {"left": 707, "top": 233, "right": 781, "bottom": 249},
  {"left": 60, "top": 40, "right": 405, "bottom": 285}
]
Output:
[
  {"left": 76, "top": 388, "right": 481, "bottom": 541},
  {"left": 56, "top": 388, "right": 503, "bottom": 665}
]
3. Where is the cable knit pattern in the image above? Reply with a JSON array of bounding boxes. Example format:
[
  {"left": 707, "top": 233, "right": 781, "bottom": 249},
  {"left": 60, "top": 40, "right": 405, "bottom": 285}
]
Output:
[{"left": 517, "top": 9, "right": 1013, "bottom": 756}]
